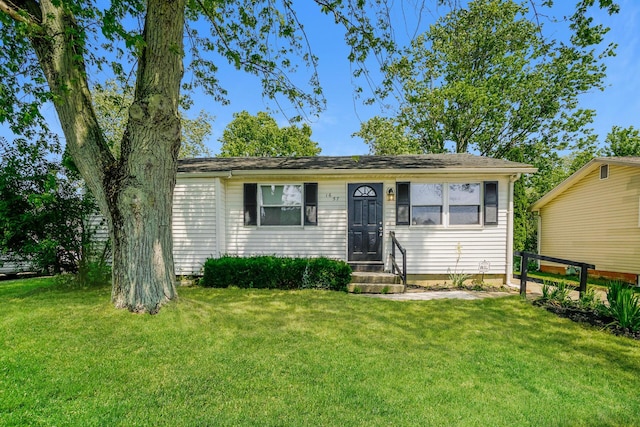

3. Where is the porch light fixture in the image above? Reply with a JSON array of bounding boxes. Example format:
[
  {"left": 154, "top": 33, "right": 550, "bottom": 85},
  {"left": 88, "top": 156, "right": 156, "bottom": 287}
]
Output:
[{"left": 386, "top": 187, "right": 395, "bottom": 201}]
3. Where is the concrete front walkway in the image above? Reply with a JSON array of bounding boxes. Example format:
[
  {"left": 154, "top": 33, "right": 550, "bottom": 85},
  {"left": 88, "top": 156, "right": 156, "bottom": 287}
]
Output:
[
  {"left": 363, "top": 289, "right": 513, "bottom": 301},
  {"left": 362, "top": 281, "right": 607, "bottom": 302}
]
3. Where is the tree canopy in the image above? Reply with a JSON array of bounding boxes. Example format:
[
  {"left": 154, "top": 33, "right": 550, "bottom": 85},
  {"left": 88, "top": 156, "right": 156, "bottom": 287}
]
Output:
[
  {"left": 219, "top": 111, "right": 320, "bottom": 157},
  {"left": 356, "top": 0, "right": 614, "bottom": 160},
  {"left": 603, "top": 126, "right": 640, "bottom": 157}
]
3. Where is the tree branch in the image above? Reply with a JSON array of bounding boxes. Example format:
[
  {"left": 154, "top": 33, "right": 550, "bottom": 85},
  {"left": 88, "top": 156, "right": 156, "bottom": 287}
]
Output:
[{"left": 0, "top": 0, "right": 42, "bottom": 30}]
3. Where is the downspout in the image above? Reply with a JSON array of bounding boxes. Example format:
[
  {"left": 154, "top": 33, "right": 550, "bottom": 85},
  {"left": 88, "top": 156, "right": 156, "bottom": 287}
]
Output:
[
  {"left": 506, "top": 173, "right": 521, "bottom": 286},
  {"left": 215, "top": 177, "right": 225, "bottom": 258}
]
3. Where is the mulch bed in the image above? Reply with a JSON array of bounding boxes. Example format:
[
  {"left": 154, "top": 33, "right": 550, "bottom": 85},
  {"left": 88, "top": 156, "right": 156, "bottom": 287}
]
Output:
[
  {"left": 406, "top": 284, "right": 514, "bottom": 293},
  {"left": 533, "top": 301, "right": 640, "bottom": 340}
]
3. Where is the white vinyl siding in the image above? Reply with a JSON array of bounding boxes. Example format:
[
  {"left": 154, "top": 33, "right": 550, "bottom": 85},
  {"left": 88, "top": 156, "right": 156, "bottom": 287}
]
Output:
[
  {"left": 172, "top": 177, "right": 218, "bottom": 275},
  {"left": 170, "top": 173, "right": 513, "bottom": 278},
  {"left": 385, "top": 177, "right": 509, "bottom": 275},
  {"left": 225, "top": 179, "right": 346, "bottom": 259},
  {"left": 539, "top": 164, "right": 640, "bottom": 275}
]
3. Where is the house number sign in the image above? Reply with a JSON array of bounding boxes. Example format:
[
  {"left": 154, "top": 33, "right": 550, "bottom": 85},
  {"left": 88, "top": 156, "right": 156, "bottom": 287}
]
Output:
[
  {"left": 479, "top": 260, "right": 490, "bottom": 273},
  {"left": 324, "top": 193, "right": 340, "bottom": 201}
]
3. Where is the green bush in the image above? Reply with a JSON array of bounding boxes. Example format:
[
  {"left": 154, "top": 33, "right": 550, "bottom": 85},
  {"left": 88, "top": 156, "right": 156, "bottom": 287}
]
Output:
[
  {"left": 201, "top": 256, "right": 352, "bottom": 291},
  {"left": 540, "top": 280, "right": 574, "bottom": 306},
  {"left": 577, "top": 286, "right": 601, "bottom": 311},
  {"left": 606, "top": 281, "right": 640, "bottom": 331}
]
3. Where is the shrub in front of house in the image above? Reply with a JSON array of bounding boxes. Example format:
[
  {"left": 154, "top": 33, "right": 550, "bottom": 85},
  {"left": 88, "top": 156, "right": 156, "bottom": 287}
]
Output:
[
  {"left": 201, "top": 255, "right": 352, "bottom": 291},
  {"left": 534, "top": 280, "right": 640, "bottom": 339},
  {"left": 606, "top": 281, "right": 640, "bottom": 332}
]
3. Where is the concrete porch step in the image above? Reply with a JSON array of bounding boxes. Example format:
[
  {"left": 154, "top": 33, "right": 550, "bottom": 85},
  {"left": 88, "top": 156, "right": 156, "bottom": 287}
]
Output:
[
  {"left": 352, "top": 271, "right": 399, "bottom": 284},
  {"left": 348, "top": 283, "right": 405, "bottom": 294},
  {"left": 348, "top": 272, "right": 404, "bottom": 294}
]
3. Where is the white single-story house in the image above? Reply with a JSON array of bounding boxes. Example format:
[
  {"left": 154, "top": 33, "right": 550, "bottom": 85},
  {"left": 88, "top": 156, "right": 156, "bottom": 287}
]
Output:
[
  {"left": 173, "top": 154, "right": 535, "bottom": 284},
  {"left": 531, "top": 157, "right": 640, "bottom": 285}
]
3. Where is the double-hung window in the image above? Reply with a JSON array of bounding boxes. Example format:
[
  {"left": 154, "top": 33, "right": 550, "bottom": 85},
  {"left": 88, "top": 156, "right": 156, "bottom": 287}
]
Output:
[
  {"left": 396, "top": 181, "right": 497, "bottom": 226},
  {"left": 411, "top": 184, "right": 443, "bottom": 225},
  {"left": 260, "top": 184, "right": 303, "bottom": 225},
  {"left": 244, "top": 183, "right": 318, "bottom": 226},
  {"left": 448, "top": 183, "right": 481, "bottom": 225}
]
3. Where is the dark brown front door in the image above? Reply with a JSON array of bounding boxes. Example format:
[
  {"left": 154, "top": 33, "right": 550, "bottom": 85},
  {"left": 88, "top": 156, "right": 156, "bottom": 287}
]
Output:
[{"left": 348, "top": 183, "right": 383, "bottom": 262}]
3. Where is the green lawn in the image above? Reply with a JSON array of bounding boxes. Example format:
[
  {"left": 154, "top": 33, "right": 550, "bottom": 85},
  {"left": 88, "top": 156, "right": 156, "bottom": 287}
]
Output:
[{"left": 2, "top": 278, "right": 640, "bottom": 426}]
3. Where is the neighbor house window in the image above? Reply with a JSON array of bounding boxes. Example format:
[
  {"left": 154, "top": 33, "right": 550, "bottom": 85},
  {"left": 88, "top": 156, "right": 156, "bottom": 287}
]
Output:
[
  {"left": 411, "top": 184, "right": 443, "bottom": 225},
  {"left": 449, "top": 183, "right": 481, "bottom": 225},
  {"left": 600, "top": 164, "right": 609, "bottom": 180},
  {"left": 244, "top": 183, "right": 318, "bottom": 226}
]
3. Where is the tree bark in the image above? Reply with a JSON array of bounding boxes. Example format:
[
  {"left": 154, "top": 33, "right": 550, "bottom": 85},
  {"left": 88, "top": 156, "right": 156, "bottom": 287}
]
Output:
[
  {"left": 109, "top": 0, "right": 184, "bottom": 313},
  {"left": 25, "top": 0, "right": 184, "bottom": 313}
]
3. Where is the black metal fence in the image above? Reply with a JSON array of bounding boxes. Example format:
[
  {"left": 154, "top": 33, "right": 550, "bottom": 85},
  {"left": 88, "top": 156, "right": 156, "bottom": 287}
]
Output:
[{"left": 514, "top": 251, "right": 595, "bottom": 297}]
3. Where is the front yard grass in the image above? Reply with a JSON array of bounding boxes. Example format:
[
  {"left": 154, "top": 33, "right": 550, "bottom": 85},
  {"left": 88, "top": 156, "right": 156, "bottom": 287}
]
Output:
[{"left": 2, "top": 277, "right": 640, "bottom": 426}]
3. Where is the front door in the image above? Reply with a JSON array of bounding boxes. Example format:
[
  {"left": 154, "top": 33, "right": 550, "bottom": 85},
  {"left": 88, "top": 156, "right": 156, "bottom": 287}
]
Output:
[{"left": 348, "top": 183, "right": 383, "bottom": 262}]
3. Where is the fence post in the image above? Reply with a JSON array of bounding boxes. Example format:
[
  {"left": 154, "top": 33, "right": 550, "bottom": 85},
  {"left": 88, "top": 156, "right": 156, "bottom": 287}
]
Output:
[
  {"left": 520, "top": 252, "right": 528, "bottom": 296},
  {"left": 579, "top": 264, "right": 588, "bottom": 297}
]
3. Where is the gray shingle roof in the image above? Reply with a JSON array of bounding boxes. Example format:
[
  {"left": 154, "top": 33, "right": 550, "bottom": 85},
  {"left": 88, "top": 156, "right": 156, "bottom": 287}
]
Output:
[{"left": 178, "top": 154, "right": 534, "bottom": 173}]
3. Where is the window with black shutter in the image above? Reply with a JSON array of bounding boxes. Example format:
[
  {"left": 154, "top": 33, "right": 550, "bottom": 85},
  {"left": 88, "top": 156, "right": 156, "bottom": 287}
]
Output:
[
  {"left": 304, "top": 183, "right": 318, "bottom": 226},
  {"left": 396, "top": 182, "right": 410, "bottom": 225},
  {"left": 483, "top": 181, "right": 498, "bottom": 225},
  {"left": 243, "top": 183, "right": 257, "bottom": 226}
]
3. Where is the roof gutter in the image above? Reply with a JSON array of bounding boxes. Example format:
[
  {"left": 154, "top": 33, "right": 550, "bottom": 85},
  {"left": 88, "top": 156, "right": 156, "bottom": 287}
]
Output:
[{"left": 178, "top": 167, "right": 538, "bottom": 178}]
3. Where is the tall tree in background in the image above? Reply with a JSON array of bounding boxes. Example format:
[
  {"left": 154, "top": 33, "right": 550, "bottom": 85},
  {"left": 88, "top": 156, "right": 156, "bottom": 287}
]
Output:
[
  {"left": 0, "top": 1, "right": 393, "bottom": 313},
  {"left": 219, "top": 111, "right": 320, "bottom": 157},
  {"left": 92, "top": 80, "right": 213, "bottom": 159},
  {"left": 603, "top": 126, "right": 640, "bottom": 157},
  {"left": 358, "top": 0, "right": 613, "bottom": 159}
]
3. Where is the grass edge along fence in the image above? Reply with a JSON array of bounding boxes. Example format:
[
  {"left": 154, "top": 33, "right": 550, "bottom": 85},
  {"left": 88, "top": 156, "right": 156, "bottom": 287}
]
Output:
[
  {"left": 514, "top": 251, "right": 595, "bottom": 298},
  {"left": 201, "top": 255, "right": 352, "bottom": 291}
]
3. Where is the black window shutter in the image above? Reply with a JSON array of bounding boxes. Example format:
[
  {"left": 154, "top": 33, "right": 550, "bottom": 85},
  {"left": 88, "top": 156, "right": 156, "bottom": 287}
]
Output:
[
  {"left": 484, "top": 181, "right": 498, "bottom": 225},
  {"left": 304, "top": 183, "right": 318, "bottom": 226},
  {"left": 396, "top": 182, "right": 410, "bottom": 225},
  {"left": 244, "top": 183, "right": 257, "bottom": 226}
]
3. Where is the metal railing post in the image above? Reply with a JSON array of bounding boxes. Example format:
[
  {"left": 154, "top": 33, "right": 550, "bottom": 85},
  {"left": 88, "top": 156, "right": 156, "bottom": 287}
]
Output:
[
  {"left": 402, "top": 253, "right": 407, "bottom": 287},
  {"left": 391, "top": 236, "right": 396, "bottom": 275},
  {"left": 579, "top": 264, "right": 588, "bottom": 297},
  {"left": 520, "top": 252, "right": 528, "bottom": 297}
]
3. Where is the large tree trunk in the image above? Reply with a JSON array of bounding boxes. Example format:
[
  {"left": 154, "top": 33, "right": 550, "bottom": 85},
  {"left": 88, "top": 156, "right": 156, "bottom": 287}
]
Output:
[
  {"left": 27, "top": 0, "right": 184, "bottom": 313},
  {"left": 109, "top": 1, "right": 184, "bottom": 312}
]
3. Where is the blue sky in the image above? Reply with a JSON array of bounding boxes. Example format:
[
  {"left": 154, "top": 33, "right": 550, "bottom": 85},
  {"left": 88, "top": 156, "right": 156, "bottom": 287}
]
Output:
[
  {"left": 198, "top": 0, "right": 640, "bottom": 156},
  {"left": 5, "top": 1, "right": 640, "bottom": 157}
]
